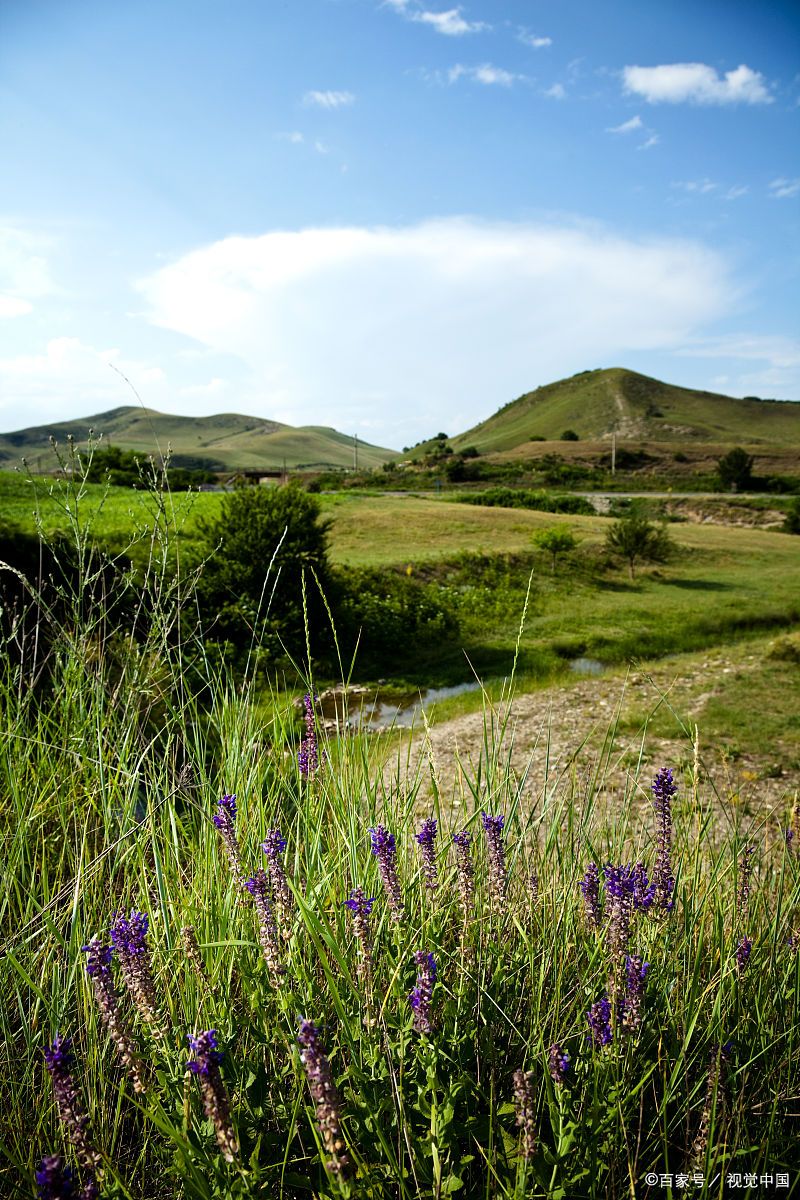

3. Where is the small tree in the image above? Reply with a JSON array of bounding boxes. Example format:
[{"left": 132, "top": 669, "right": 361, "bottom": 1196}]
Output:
[
  {"left": 717, "top": 447, "right": 754, "bottom": 492},
  {"left": 605, "top": 510, "right": 673, "bottom": 579},
  {"left": 195, "top": 481, "right": 333, "bottom": 663},
  {"left": 533, "top": 526, "right": 579, "bottom": 573}
]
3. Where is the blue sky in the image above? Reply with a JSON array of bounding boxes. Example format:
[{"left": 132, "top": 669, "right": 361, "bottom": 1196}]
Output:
[{"left": 1, "top": 0, "right": 798, "bottom": 448}]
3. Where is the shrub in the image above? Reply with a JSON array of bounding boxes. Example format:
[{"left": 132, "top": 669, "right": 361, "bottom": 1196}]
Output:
[
  {"left": 560, "top": 429, "right": 579, "bottom": 441},
  {"left": 717, "top": 447, "right": 754, "bottom": 492},
  {"left": 458, "top": 488, "right": 594, "bottom": 515},
  {"left": 605, "top": 509, "right": 674, "bottom": 579},
  {"left": 195, "top": 482, "right": 333, "bottom": 666},
  {"left": 784, "top": 497, "right": 800, "bottom": 535},
  {"left": 532, "top": 526, "right": 579, "bottom": 573}
]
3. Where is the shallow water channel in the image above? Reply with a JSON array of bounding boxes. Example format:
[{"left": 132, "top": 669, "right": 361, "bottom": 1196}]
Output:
[{"left": 317, "top": 657, "right": 605, "bottom": 733}]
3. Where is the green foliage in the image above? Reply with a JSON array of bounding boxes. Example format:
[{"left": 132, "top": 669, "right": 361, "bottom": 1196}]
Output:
[
  {"left": 604, "top": 509, "right": 674, "bottom": 579},
  {"left": 717, "top": 447, "right": 755, "bottom": 492},
  {"left": 560, "top": 428, "right": 579, "bottom": 441},
  {"left": 195, "top": 482, "right": 333, "bottom": 666},
  {"left": 533, "top": 526, "right": 579, "bottom": 572},
  {"left": 334, "top": 567, "right": 460, "bottom": 672},
  {"left": 781, "top": 497, "right": 800, "bottom": 535},
  {"left": 458, "top": 488, "right": 594, "bottom": 515}
]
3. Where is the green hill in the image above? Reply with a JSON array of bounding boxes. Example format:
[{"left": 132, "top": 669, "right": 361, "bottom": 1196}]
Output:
[
  {"left": 444, "top": 368, "right": 800, "bottom": 455},
  {"left": 0, "top": 406, "right": 398, "bottom": 472}
]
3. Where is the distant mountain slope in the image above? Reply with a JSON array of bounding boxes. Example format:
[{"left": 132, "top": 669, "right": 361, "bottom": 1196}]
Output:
[
  {"left": 0, "top": 406, "right": 398, "bottom": 471},
  {"left": 447, "top": 368, "right": 800, "bottom": 454}
]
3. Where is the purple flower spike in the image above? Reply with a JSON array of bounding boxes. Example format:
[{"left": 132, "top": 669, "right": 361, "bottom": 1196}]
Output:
[
  {"left": 369, "top": 824, "right": 403, "bottom": 923},
  {"left": 212, "top": 793, "right": 237, "bottom": 829},
  {"left": 415, "top": 818, "right": 439, "bottom": 894},
  {"left": 603, "top": 864, "right": 655, "bottom": 961},
  {"left": 187, "top": 1030, "right": 238, "bottom": 1161},
  {"left": 245, "top": 870, "right": 285, "bottom": 981},
  {"left": 512, "top": 1069, "right": 537, "bottom": 1160},
  {"left": 82, "top": 936, "right": 146, "bottom": 1093},
  {"left": 651, "top": 768, "right": 677, "bottom": 911},
  {"left": 587, "top": 996, "right": 612, "bottom": 1048},
  {"left": 262, "top": 827, "right": 294, "bottom": 928},
  {"left": 452, "top": 831, "right": 475, "bottom": 925},
  {"left": 547, "top": 1044, "right": 570, "bottom": 1085},
  {"left": 43, "top": 1036, "right": 101, "bottom": 1172},
  {"left": 212, "top": 794, "right": 247, "bottom": 895},
  {"left": 35, "top": 1155, "right": 75, "bottom": 1199},
  {"left": 736, "top": 845, "right": 755, "bottom": 923},
  {"left": 109, "top": 909, "right": 167, "bottom": 1034},
  {"left": 344, "top": 887, "right": 376, "bottom": 985},
  {"left": 579, "top": 862, "right": 603, "bottom": 929},
  {"left": 481, "top": 812, "right": 508, "bottom": 916},
  {"left": 298, "top": 693, "right": 319, "bottom": 777},
  {"left": 735, "top": 935, "right": 752, "bottom": 975},
  {"left": 409, "top": 950, "right": 436, "bottom": 1034},
  {"left": 621, "top": 954, "right": 649, "bottom": 1033},
  {"left": 298, "top": 1019, "right": 349, "bottom": 1175}
]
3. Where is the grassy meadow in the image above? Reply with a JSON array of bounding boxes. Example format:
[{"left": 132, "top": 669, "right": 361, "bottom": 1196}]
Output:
[{"left": 1, "top": 463, "right": 800, "bottom": 1197}]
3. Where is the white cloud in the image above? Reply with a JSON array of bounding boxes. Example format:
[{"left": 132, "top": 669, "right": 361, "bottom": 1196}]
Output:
[
  {"left": 623, "top": 62, "right": 772, "bottom": 106},
  {"left": 0, "top": 226, "right": 58, "bottom": 314},
  {"left": 769, "top": 177, "right": 800, "bottom": 199},
  {"left": 0, "top": 337, "right": 177, "bottom": 426},
  {"left": 0, "top": 294, "right": 33, "bottom": 318},
  {"left": 679, "top": 334, "right": 800, "bottom": 369},
  {"left": 385, "top": 1, "right": 489, "bottom": 35},
  {"left": 724, "top": 185, "right": 749, "bottom": 200},
  {"left": 607, "top": 115, "right": 642, "bottom": 134},
  {"left": 135, "top": 218, "right": 736, "bottom": 436},
  {"left": 517, "top": 31, "right": 551, "bottom": 49},
  {"left": 277, "top": 131, "right": 305, "bottom": 144},
  {"left": 637, "top": 134, "right": 659, "bottom": 150},
  {"left": 543, "top": 83, "right": 566, "bottom": 100},
  {"left": 448, "top": 63, "right": 517, "bottom": 86},
  {"left": 302, "top": 90, "right": 355, "bottom": 109},
  {"left": 672, "top": 179, "right": 718, "bottom": 194}
]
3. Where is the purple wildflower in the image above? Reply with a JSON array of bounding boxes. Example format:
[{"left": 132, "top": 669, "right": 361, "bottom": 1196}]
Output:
[
  {"left": 297, "top": 1019, "right": 349, "bottom": 1175},
  {"left": 298, "top": 693, "right": 319, "bottom": 777},
  {"left": 262, "top": 827, "right": 294, "bottom": 929},
  {"left": 586, "top": 996, "right": 612, "bottom": 1048},
  {"left": 481, "top": 812, "right": 508, "bottom": 916},
  {"left": 620, "top": 954, "right": 649, "bottom": 1033},
  {"left": 528, "top": 869, "right": 539, "bottom": 907},
  {"left": 343, "top": 887, "right": 375, "bottom": 985},
  {"left": 409, "top": 951, "right": 436, "bottom": 1034},
  {"left": 187, "top": 1030, "right": 238, "bottom": 1161},
  {"left": 212, "top": 794, "right": 247, "bottom": 896},
  {"left": 43, "top": 1036, "right": 101, "bottom": 1172},
  {"left": 35, "top": 1156, "right": 75, "bottom": 1200},
  {"left": 369, "top": 824, "right": 403, "bottom": 923},
  {"left": 512, "top": 1069, "right": 537, "bottom": 1161},
  {"left": 651, "top": 768, "right": 677, "bottom": 912},
  {"left": 547, "top": 1044, "right": 570, "bottom": 1085},
  {"left": 245, "top": 870, "right": 284, "bottom": 981},
  {"left": 578, "top": 862, "right": 603, "bottom": 930},
  {"left": 452, "top": 831, "right": 475, "bottom": 924},
  {"left": 81, "top": 936, "right": 146, "bottom": 1093},
  {"left": 603, "top": 864, "right": 655, "bottom": 959},
  {"left": 109, "top": 908, "right": 167, "bottom": 1034},
  {"left": 735, "top": 935, "right": 752, "bottom": 975},
  {"left": 415, "top": 818, "right": 439, "bottom": 894},
  {"left": 736, "top": 845, "right": 755, "bottom": 924}
]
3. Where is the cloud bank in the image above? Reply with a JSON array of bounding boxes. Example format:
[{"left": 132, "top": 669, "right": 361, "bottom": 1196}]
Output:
[{"left": 136, "top": 218, "right": 734, "bottom": 436}]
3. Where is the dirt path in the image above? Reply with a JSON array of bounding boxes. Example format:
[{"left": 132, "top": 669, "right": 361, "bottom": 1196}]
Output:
[{"left": 387, "top": 650, "right": 798, "bottom": 825}]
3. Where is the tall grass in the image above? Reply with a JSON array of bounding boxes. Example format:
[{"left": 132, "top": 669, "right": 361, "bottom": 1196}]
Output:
[{"left": 1, "top": 465, "right": 799, "bottom": 1199}]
